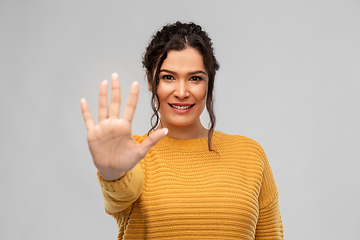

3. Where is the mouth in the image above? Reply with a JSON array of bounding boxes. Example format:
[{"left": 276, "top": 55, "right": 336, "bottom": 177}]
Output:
[{"left": 169, "top": 103, "right": 195, "bottom": 110}]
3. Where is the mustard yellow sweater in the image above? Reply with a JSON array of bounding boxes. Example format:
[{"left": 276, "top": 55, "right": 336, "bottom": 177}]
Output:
[{"left": 98, "top": 131, "right": 284, "bottom": 239}]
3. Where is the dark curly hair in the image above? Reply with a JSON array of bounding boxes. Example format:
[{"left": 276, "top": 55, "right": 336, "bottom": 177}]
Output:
[{"left": 142, "top": 21, "right": 220, "bottom": 150}]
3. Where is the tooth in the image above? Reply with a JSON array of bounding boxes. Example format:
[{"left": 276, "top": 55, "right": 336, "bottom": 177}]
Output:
[{"left": 171, "top": 104, "right": 191, "bottom": 109}]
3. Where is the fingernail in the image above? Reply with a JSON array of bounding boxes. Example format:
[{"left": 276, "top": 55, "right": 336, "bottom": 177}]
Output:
[
  {"left": 103, "top": 80, "right": 108, "bottom": 84},
  {"left": 133, "top": 81, "right": 138, "bottom": 85},
  {"left": 112, "top": 72, "right": 118, "bottom": 78},
  {"left": 81, "top": 98, "right": 86, "bottom": 103},
  {"left": 162, "top": 128, "right": 168, "bottom": 135}
]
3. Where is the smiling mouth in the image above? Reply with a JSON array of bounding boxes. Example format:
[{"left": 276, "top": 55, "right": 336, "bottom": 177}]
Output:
[{"left": 169, "top": 103, "right": 195, "bottom": 110}]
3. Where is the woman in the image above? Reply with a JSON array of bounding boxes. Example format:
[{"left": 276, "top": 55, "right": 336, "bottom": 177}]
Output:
[{"left": 81, "top": 22, "right": 284, "bottom": 239}]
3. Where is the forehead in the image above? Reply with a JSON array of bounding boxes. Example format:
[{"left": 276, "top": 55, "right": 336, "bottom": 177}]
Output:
[{"left": 160, "top": 47, "right": 206, "bottom": 73}]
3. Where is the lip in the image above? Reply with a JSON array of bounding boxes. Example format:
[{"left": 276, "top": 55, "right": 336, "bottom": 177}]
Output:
[
  {"left": 168, "top": 102, "right": 194, "bottom": 106},
  {"left": 168, "top": 103, "right": 195, "bottom": 114}
]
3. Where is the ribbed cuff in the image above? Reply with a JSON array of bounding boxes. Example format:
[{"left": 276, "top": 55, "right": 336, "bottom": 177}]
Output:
[{"left": 97, "top": 164, "right": 144, "bottom": 194}]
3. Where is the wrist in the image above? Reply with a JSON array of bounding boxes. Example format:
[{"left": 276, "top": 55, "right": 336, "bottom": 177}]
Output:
[{"left": 99, "top": 170, "right": 126, "bottom": 182}]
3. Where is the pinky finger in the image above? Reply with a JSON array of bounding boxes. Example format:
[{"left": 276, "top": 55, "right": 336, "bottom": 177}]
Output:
[{"left": 81, "top": 98, "right": 95, "bottom": 130}]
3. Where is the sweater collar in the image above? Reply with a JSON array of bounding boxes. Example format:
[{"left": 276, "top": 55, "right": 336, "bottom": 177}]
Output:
[{"left": 154, "top": 130, "right": 222, "bottom": 151}]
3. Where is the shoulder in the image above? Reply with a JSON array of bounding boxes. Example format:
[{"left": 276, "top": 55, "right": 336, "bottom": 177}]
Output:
[
  {"left": 214, "top": 130, "right": 267, "bottom": 160},
  {"left": 214, "top": 130, "right": 264, "bottom": 149}
]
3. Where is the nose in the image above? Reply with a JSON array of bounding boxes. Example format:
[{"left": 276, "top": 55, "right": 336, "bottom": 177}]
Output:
[{"left": 174, "top": 80, "right": 188, "bottom": 99}]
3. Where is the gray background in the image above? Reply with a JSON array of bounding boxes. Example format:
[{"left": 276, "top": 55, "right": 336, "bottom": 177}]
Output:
[{"left": 1, "top": 0, "right": 359, "bottom": 239}]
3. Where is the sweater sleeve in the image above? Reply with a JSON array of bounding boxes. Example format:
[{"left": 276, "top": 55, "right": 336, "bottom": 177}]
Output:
[
  {"left": 255, "top": 145, "right": 284, "bottom": 239},
  {"left": 97, "top": 163, "right": 144, "bottom": 215},
  {"left": 255, "top": 194, "right": 283, "bottom": 239}
]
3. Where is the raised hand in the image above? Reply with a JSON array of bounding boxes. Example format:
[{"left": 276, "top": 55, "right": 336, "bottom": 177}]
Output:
[{"left": 81, "top": 73, "right": 167, "bottom": 181}]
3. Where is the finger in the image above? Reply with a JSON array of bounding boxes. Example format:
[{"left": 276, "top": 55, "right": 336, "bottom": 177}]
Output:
[
  {"left": 98, "top": 80, "right": 108, "bottom": 122},
  {"left": 81, "top": 98, "right": 95, "bottom": 130},
  {"left": 122, "top": 81, "right": 139, "bottom": 122},
  {"left": 138, "top": 128, "right": 168, "bottom": 157},
  {"left": 109, "top": 72, "right": 121, "bottom": 119}
]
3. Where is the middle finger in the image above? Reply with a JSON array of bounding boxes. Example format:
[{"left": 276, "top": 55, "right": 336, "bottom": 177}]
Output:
[
  {"left": 98, "top": 80, "right": 108, "bottom": 122},
  {"left": 109, "top": 72, "right": 121, "bottom": 119}
]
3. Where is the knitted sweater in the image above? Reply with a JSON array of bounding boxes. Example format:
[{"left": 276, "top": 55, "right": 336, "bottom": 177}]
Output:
[{"left": 98, "top": 131, "right": 284, "bottom": 239}]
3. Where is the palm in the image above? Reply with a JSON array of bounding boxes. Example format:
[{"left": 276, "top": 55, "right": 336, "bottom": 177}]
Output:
[
  {"left": 81, "top": 73, "right": 166, "bottom": 181},
  {"left": 88, "top": 118, "right": 137, "bottom": 172}
]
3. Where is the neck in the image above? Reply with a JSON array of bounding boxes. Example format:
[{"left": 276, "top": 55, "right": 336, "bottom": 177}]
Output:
[{"left": 157, "top": 119, "right": 208, "bottom": 140}]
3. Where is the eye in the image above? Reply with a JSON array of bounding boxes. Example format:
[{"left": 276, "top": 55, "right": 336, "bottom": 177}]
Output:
[
  {"left": 161, "top": 75, "right": 174, "bottom": 80},
  {"left": 190, "top": 76, "right": 203, "bottom": 81}
]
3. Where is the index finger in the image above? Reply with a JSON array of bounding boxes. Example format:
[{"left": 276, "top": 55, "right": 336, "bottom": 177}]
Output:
[{"left": 121, "top": 81, "right": 139, "bottom": 122}]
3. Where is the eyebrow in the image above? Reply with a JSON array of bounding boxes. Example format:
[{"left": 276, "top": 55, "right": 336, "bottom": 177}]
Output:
[{"left": 159, "top": 69, "right": 207, "bottom": 75}]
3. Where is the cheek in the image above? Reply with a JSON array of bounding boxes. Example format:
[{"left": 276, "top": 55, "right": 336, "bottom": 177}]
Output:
[
  {"left": 195, "top": 84, "right": 208, "bottom": 101},
  {"left": 157, "top": 82, "right": 173, "bottom": 100},
  {"left": 156, "top": 83, "right": 172, "bottom": 110}
]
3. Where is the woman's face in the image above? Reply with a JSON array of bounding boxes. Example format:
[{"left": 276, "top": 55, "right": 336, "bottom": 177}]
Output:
[{"left": 156, "top": 47, "right": 208, "bottom": 130}]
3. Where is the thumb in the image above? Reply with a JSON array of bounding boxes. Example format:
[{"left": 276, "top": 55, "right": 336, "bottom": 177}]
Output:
[{"left": 138, "top": 128, "right": 168, "bottom": 157}]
